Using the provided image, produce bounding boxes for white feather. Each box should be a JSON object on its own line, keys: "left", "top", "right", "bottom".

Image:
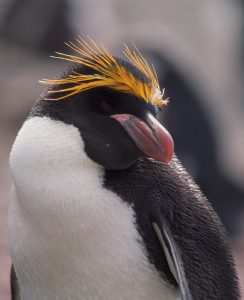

{"left": 9, "top": 117, "right": 179, "bottom": 300}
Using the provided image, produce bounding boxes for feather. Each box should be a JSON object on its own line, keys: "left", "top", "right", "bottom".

{"left": 40, "top": 37, "right": 168, "bottom": 107}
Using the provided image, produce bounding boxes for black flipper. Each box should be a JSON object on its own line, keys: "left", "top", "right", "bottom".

{"left": 152, "top": 217, "right": 192, "bottom": 300}
{"left": 11, "top": 265, "right": 21, "bottom": 300}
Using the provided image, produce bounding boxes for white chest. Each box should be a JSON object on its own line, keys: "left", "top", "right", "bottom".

{"left": 9, "top": 117, "right": 179, "bottom": 300}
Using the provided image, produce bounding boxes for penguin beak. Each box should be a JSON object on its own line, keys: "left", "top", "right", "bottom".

{"left": 111, "top": 113, "right": 174, "bottom": 163}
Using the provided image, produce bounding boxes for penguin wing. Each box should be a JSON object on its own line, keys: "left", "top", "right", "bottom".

{"left": 10, "top": 265, "right": 21, "bottom": 300}
{"left": 152, "top": 215, "right": 192, "bottom": 300}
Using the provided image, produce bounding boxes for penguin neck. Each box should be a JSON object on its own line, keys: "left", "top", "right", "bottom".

{"left": 10, "top": 116, "right": 103, "bottom": 194}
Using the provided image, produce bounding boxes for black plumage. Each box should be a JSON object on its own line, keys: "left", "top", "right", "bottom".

{"left": 105, "top": 156, "right": 240, "bottom": 299}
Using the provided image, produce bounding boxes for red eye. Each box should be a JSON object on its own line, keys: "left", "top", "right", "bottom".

{"left": 101, "top": 100, "right": 113, "bottom": 113}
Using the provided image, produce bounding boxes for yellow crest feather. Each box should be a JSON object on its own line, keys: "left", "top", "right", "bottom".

{"left": 40, "top": 37, "right": 168, "bottom": 107}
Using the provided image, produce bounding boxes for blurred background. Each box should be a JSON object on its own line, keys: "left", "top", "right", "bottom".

{"left": 0, "top": 0, "right": 244, "bottom": 298}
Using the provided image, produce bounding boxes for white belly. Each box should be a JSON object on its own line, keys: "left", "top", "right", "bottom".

{"left": 9, "top": 117, "right": 179, "bottom": 300}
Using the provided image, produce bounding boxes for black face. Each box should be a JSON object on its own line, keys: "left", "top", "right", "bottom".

{"left": 32, "top": 61, "right": 173, "bottom": 169}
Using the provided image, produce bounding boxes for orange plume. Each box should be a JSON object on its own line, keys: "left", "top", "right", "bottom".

{"left": 40, "top": 37, "right": 168, "bottom": 107}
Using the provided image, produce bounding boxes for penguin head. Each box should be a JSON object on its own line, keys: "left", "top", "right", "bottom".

{"left": 36, "top": 39, "right": 174, "bottom": 170}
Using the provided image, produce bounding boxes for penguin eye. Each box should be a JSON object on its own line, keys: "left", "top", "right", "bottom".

{"left": 101, "top": 100, "right": 114, "bottom": 113}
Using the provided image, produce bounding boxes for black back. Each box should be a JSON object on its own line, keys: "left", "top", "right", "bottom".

{"left": 104, "top": 156, "right": 240, "bottom": 299}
